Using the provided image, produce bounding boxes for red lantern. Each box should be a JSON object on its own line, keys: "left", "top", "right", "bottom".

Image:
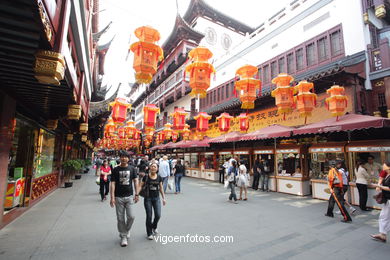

{"left": 185, "top": 47, "right": 216, "bottom": 98}
{"left": 163, "top": 123, "right": 173, "bottom": 140}
{"left": 194, "top": 112, "right": 211, "bottom": 132}
{"left": 144, "top": 139, "right": 151, "bottom": 148}
{"left": 118, "top": 127, "right": 126, "bottom": 139}
{"left": 237, "top": 113, "right": 249, "bottom": 132}
{"left": 145, "top": 127, "right": 154, "bottom": 142}
{"left": 129, "top": 26, "right": 164, "bottom": 84}
{"left": 134, "top": 129, "right": 141, "bottom": 140}
{"left": 144, "top": 104, "right": 160, "bottom": 128}
{"left": 235, "top": 65, "right": 261, "bottom": 109}
{"left": 325, "top": 85, "right": 348, "bottom": 117}
{"left": 104, "top": 119, "right": 117, "bottom": 137}
{"left": 172, "top": 108, "right": 188, "bottom": 131}
{"left": 182, "top": 124, "right": 191, "bottom": 140}
{"left": 172, "top": 131, "right": 178, "bottom": 142}
{"left": 124, "top": 120, "right": 136, "bottom": 138}
{"left": 157, "top": 131, "right": 165, "bottom": 143}
{"left": 271, "top": 73, "right": 296, "bottom": 117}
{"left": 216, "top": 113, "right": 233, "bottom": 132}
{"left": 109, "top": 98, "right": 131, "bottom": 125}
{"left": 294, "top": 81, "right": 317, "bottom": 119}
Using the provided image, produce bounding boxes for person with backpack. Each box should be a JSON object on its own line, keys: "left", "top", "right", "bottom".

{"left": 226, "top": 160, "right": 238, "bottom": 204}
{"left": 138, "top": 162, "right": 166, "bottom": 240}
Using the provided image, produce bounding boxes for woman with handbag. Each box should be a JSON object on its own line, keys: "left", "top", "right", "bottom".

{"left": 99, "top": 160, "right": 111, "bottom": 202}
{"left": 226, "top": 160, "right": 238, "bottom": 204}
{"left": 355, "top": 160, "right": 371, "bottom": 211}
{"left": 371, "top": 161, "right": 390, "bottom": 242}
{"left": 138, "top": 162, "right": 166, "bottom": 240}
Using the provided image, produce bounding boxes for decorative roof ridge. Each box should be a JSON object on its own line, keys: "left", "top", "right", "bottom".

{"left": 93, "top": 21, "right": 112, "bottom": 42}
{"left": 98, "top": 35, "right": 115, "bottom": 52}
{"left": 183, "top": 0, "right": 255, "bottom": 35}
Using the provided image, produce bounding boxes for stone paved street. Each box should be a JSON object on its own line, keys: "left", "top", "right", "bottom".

{"left": 0, "top": 170, "right": 389, "bottom": 260}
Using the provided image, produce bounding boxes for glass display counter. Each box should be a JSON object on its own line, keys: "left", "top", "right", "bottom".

{"left": 309, "top": 144, "right": 346, "bottom": 200}
{"left": 275, "top": 146, "right": 310, "bottom": 196}
{"left": 347, "top": 141, "right": 390, "bottom": 209}
{"left": 200, "top": 152, "right": 218, "bottom": 181}
{"left": 189, "top": 153, "right": 200, "bottom": 178}
{"left": 253, "top": 149, "right": 276, "bottom": 191}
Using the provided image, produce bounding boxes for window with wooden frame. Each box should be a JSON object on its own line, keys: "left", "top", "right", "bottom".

{"left": 217, "top": 88, "right": 221, "bottom": 102}
{"left": 263, "top": 65, "right": 270, "bottom": 83}
{"left": 222, "top": 85, "right": 226, "bottom": 100}
{"left": 306, "top": 42, "right": 316, "bottom": 66}
{"left": 226, "top": 84, "right": 229, "bottom": 98}
{"left": 287, "top": 53, "right": 294, "bottom": 74}
{"left": 271, "top": 61, "right": 278, "bottom": 79}
{"left": 378, "top": 93, "right": 386, "bottom": 107}
{"left": 330, "top": 30, "right": 342, "bottom": 56}
{"left": 278, "top": 57, "right": 285, "bottom": 74}
{"left": 317, "top": 36, "right": 328, "bottom": 62}
{"left": 296, "top": 48, "right": 304, "bottom": 71}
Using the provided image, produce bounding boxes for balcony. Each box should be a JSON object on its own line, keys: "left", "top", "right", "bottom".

{"left": 368, "top": 38, "right": 390, "bottom": 79}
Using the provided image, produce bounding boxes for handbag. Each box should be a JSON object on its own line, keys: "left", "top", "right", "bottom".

{"left": 224, "top": 180, "right": 229, "bottom": 189}
{"left": 139, "top": 175, "right": 149, "bottom": 198}
{"left": 168, "top": 177, "right": 174, "bottom": 190}
{"left": 95, "top": 177, "right": 100, "bottom": 185}
{"left": 373, "top": 192, "right": 386, "bottom": 204}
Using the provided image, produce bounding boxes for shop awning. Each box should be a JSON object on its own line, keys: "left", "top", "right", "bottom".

{"left": 209, "top": 131, "right": 243, "bottom": 143}
{"left": 181, "top": 137, "right": 211, "bottom": 148}
{"left": 170, "top": 140, "right": 191, "bottom": 149}
{"left": 293, "top": 114, "right": 390, "bottom": 135}
{"left": 240, "top": 125, "right": 293, "bottom": 141}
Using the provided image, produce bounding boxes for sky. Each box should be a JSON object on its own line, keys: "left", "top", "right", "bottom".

{"left": 98, "top": 0, "right": 291, "bottom": 99}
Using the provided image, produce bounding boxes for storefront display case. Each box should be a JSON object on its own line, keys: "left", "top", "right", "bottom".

{"left": 184, "top": 153, "right": 191, "bottom": 176}
{"left": 199, "top": 152, "right": 218, "bottom": 181}
{"left": 189, "top": 152, "right": 200, "bottom": 178}
{"left": 276, "top": 145, "right": 310, "bottom": 196}
{"left": 309, "top": 143, "right": 346, "bottom": 200}
{"left": 253, "top": 149, "right": 276, "bottom": 191}
{"left": 347, "top": 141, "right": 390, "bottom": 209}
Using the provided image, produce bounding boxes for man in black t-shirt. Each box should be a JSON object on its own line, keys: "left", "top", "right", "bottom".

{"left": 110, "top": 151, "right": 139, "bottom": 247}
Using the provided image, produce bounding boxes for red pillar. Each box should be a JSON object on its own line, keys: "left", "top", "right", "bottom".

{"left": 0, "top": 94, "right": 16, "bottom": 225}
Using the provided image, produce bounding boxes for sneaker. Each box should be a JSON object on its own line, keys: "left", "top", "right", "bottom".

{"left": 152, "top": 229, "right": 158, "bottom": 235}
{"left": 324, "top": 213, "right": 334, "bottom": 218}
{"left": 120, "top": 237, "right": 128, "bottom": 247}
{"left": 341, "top": 219, "right": 352, "bottom": 223}
{"left": 349, "top": 207, "right": 357, "bottom": 214}
{"left": 335, "top": 210, "right": 341, "bottom": 215}
{"left": 147, "top": 235, "right": 154, "bottom": 240}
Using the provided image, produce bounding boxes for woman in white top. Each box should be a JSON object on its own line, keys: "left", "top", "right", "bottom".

{"left": 355, "top": 160, "right": 371, "bottom": 211}
{"left": 238, "top": 163, "right": 249, "bottom": 201}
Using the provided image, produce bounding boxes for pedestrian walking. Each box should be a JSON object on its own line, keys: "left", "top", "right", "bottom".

{"left": 139, "top": 162, "right": 166, "bottom": 240}
{"left": 158, "top": 156, "right": 170, "bottom": 192}
{"left": 226, "top": 160, "right": 238, "bottom": 203}
{"left": 138, "top": 155, "right": 150, "bottom": 179}
{"left": 110, "top": 151, "right": 139, "bottom": 247}
{"left": 238, "top": 163, "right": 249, "bottom": 201}
{"left": 218, "top": 162, "right": 225, "bottom": 184}
{"left": 99, "top": 159, "right": 111, "bottom": 202}
{"left": 336, "top": 161, "right": 357, "bottom": 214}
{"left": 355, "top": 160, "right": 371, "bottom": 211}
{"left": 252, "top": 159, "right": 261, "bottom": 190}
{"left": 260, "top": 158, "right": 270, "bottom": 192}
{"left": 173, "top": 159, "right": 185, "bottom": 194}
{"left": 371, "top": 161, "right": 390, "bottom": 243}
{"left": 325, "top": 166, "right": 352, "bottom": 223}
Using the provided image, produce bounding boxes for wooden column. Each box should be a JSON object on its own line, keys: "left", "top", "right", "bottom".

{"left": 0, "top": 94, "right": 16, "bottom": 225}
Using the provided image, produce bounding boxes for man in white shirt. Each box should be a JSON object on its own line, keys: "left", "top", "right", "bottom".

{"left": 158, "top": 156, "right": 170, "bottom": 192}
{"left": 365, "top": 155, "right": 382, "bottom": 180}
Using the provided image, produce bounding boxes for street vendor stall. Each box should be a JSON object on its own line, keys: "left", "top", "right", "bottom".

{"left": 253, "top": 149, "right": 276, "bottom": 191}
{"left": 308, "top": 143, "right": 346, "bottom": 200}
{"left": 347, "top": 141, "right": 390, "bottom": 209}
{"left": 276, "top": 145, "right": 310, "bottom": 196}
{"left": 199, "top": 152, "right": 218, "bottom": 181}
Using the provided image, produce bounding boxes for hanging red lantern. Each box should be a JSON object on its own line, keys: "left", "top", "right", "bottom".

{"left": 109, "top": 98, "right": 131, "bottom": 125}
{"left": 129, "top": 26, "right": 164, "bottom": 84}
{"left": 194, "top": 112, "right": 211, "bottom": 132}
{"left": 163, "top": 123, "right": 173, "bottom": 140}
{"left": 185, "top": 47, "right": 216, "bottom": 98}
{"left": 172, "top": 108, "right": 188, "bottom": 131}
{"left": 271, "top": 73, "right": 296, "bottom": 118}
{"left": 171, "top": 131, "right": 179, "bottom": 142}
{"left": 237, "top": 113, "right": 249, "bottom": 132}
{"left": 182, "top": 124, "right": 191, "bottom": 140}
{"left": 134, "top": 129, "right": 141, "bottom": 140}
{"left": 118, "top": 127, "right": 126, "bottom": 139}
{"left": 144, "top": 104, "right": 160, "bottom": 128}
{"left": 294, "top": 81, "right": 317, "bottom": 122}
{"left": 157, "top": 131, "right": 166, "bottom": 143}
{"left": 144, "top": 139, "right": 151, "bottom": 148}
{"left": 145, "top": 127, "right": 154, "bottom": 141}
{"left": 104, "top": 118, "right": 117, "bottom": 137}
{"left": 235, "top": 65, "right": 261, "bottom": 109}
{"left": 216, "top": 112, "right": 233, "bottom": 132}
{"left": 124, "top": 120, "right": 137, "bottom": 139}
{"left": 325, "top": 85, "right": 348, "bottom": 117}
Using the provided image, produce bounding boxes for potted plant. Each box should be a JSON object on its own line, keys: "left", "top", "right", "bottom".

{"left": 63, "top": 159, "right": 78, "bottom": 187}
{"left": 84, "top": 158, "right": 92, "bottom": 173}
{"left": 74, "top": 159, "right": 84, "bottom": 179}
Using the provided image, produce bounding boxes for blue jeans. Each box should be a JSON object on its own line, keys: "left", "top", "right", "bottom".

{"left": 228, "top": 182, "right": 237, "bottom": 201}
{"left": 260, "top": 174, "right": 269, "bottom": 191}
{"left": 175, "top": 174, "right": 183, "bottom": 193}
{"left": 144, "top": 197, "right": 161, "bottom": 236}
{"left": 162, "top": 177, "right": 169, "bottom": 192}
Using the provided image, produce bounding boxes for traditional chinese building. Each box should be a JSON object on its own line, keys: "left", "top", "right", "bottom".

{"left": 0, "top": 0, "right": 111, "bottom": 228}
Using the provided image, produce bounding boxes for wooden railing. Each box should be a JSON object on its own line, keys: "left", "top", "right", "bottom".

{"left": 368, "top": 38, "right": 390, "bottom": 72}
